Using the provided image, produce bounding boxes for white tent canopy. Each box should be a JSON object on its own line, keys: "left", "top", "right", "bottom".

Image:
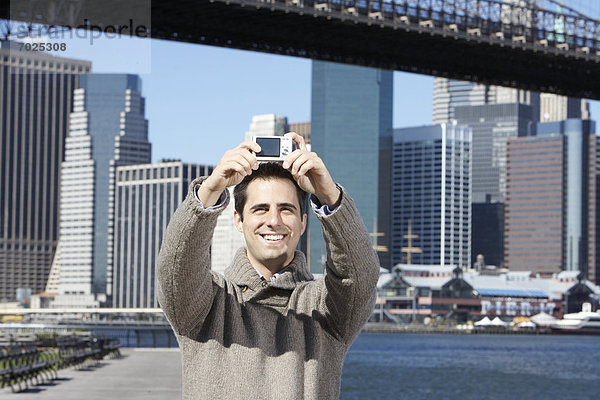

{"left": 490, "top": 317, "right": 509, "bottom": 327}
{"left": 475, "top": 316, "right": 509, "bottom": 327}
{"left": 474, "top": 316, "right": 492, "bottom": 326}
{"left": 530, "top": 312, "right": 557, "bottom": 326}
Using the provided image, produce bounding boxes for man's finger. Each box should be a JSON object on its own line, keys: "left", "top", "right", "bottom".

{"left": 233, "top": 146, "right": 258, "bottom": 170}
{"left": 284, "top": 131, "right": 306, "bottom": 151}
{"left": 290, "top": 152, "right": 311, "bottom": 175}
{"left": 239, "top": 140, "right": 262, "bottom": 154}
{"left": 282, "top": 148, "right": 305, "bottom": 169}
{"left": 297, "top": 159, "right": 315, "bottom": 176}
{"left": 226, "top": 159, "right": 252, "bottom": 177}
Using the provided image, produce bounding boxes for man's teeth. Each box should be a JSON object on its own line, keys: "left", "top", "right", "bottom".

{"left": 263, "top": 234, "right": 284, "bottom": 241}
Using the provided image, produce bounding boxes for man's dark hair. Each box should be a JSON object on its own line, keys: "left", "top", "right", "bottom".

{"left": 233, "top": 162, "right": 308, "bottom": 220}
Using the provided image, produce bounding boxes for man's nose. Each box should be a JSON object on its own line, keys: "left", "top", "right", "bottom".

{"left": 266, "top": 209, "right": 283, "bottom": 226}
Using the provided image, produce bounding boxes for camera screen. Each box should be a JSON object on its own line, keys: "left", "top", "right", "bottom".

{"left": 256, "top": 137, "right": 280, "bottom": 157}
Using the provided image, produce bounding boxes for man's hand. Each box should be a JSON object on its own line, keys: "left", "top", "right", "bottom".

{"left": 198, "top": 141, "right": 261, "bottom": 207}
{"left": 282, "top": 132, "right": 341, "bottom": 209}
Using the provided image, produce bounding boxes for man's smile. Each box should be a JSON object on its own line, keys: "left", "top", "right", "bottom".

{"left": 260, "top": 233, "right": 287, "bottom": 243}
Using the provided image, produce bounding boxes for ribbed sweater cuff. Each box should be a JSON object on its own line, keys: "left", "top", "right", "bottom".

{"left": 314, "top": 186, "right": 369, "bottom": 247}
{"left": 185, "top": 176, "right": 230, "bottom": 217}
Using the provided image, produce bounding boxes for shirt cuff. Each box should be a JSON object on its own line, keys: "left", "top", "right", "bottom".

{"left": 310, "top": 184, "right": 342, "bottom": 216}
{"left": 194, "top": 184, "right": 229, "bottom": 210}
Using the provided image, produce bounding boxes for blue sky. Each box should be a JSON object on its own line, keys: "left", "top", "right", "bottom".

{"left": 35, "top": 31, "right": 600, "bottom": 166}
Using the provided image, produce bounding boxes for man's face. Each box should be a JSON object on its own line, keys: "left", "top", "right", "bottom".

{"left": 234, "top": 178, "right": 307, "bottom": 272}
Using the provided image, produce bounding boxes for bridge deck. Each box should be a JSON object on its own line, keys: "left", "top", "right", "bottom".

{"left": 4, "top": 0, "right": 600, "bottom": 99}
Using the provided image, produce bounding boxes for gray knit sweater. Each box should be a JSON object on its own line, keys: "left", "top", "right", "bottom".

{"left": 157, "top": 178, "right": 380, "bottom": 399}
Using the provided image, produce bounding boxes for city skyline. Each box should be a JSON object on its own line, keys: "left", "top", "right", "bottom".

{"left": 4, "top": 12, "right": 600, "bottom": 299}
{"left": 3, "top": 7, "right": 600, "bottom": 383}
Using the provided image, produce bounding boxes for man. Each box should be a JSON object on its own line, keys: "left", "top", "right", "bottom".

{"left": 157, "top": 132, "right": 379, "bottom": 399}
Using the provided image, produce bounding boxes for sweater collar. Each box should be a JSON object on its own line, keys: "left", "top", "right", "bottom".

{"left": 224, "top": 247, "right": 314, "bottom": 290}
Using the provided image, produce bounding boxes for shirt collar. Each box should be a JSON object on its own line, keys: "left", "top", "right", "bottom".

{"left": 224, "top": 248, "right": 314, "bottom": 290}
{"left": 252, "top": 266, "right": 289, "bottom": 282}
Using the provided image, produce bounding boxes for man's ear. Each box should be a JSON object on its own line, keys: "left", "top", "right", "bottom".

{"left": 234, "top": 210, "right": 243, "bottom": 233}
{"left": 301, "top": 213, "right": 307, "bottom": 235}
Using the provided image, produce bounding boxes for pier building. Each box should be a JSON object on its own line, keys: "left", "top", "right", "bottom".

{"left": 375, "top": 264, "right": 600, "bottom": 323}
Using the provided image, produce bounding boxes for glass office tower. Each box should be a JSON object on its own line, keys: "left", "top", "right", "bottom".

{"left": 392, "top": 124, "right": 471, "bottom": 269}
{"left": 54, "top": 74, "right": 151, "bottom": 306}
{"left": 310, "top": 61, "right": 393, "bottom": 272}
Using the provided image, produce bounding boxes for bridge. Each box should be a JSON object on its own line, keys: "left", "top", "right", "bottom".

{"left": 3, "top": 1, "right": 600, "bottom": 95}
{"left": 3, "top": 0, "right": 600, "bottom": 99}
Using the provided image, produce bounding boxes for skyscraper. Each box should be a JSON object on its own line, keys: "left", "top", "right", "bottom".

{"left": 454, "top": 103, "right": 534, "bottom": 267}
{"left": 112, "top": 161, "right": 212, "bottom": 308}
{"left": 505, "top": 119, "right": 599, "bottom": 283}
{"left": 392, "top": 124, "right": 471, "bottom": 269}
{"left": 504, "top": 133, "right": 565, "bottom": 275}
{"left": 0, "top": 43, "right": 91, "bottom": 301}
{"left": 310, "top": 61, "right": 393, "bottom": 272}
{"left": 53, "top": 74, "right": 151, "bottom": 307}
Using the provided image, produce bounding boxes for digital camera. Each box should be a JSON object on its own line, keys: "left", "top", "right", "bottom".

{"left": 252, "top": 136, "right": 294, "bottom": 162}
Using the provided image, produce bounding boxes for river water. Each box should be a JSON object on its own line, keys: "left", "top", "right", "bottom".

{"left": 341, "top": 333, "right": 600, "bottom": 400}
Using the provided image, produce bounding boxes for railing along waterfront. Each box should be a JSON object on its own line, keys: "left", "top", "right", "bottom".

{"left": 0, "top": 309, "right": 176, "bottom": 348}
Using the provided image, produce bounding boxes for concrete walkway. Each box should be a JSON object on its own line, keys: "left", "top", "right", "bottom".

{"left": 0, "top": 348, "right": 182, "bottom": 399}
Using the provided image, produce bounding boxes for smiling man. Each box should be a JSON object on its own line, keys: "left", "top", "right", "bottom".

{"left": 231, "top": 164, "right": 309, "bottom": 280}
{"left": 157, "top": 132, "right": 379, "bottom": 399}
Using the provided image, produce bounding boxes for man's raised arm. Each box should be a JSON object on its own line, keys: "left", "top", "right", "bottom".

{"left": 281, "top": 132, "right": 380, "bottom": 343}
{"left": 156, "top": 141, "right": 261, "bottom": 336}
{"left": 312, "top": 189, "right": 380, "bottom": 343}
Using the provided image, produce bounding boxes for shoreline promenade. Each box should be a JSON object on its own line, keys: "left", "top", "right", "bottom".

{"left": 0, "top": 348, "right": 182, "bottom": 399}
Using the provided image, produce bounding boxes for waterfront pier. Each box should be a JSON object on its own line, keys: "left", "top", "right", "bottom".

{"left": 0, "top": 348, "right": 181, "bottom": 399}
